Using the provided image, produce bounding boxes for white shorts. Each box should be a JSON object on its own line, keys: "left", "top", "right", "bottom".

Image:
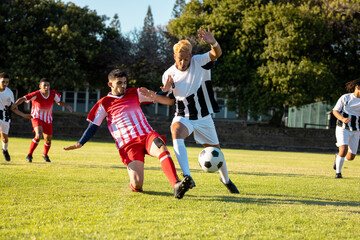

{"left": 335, "top": 126, "right": 360, "bottom": 154}
{"left": 171, "top": 115, "right": 219, "bottom": 145}
{"left": 0, "top": 121, "right": 10, "bottom": 135}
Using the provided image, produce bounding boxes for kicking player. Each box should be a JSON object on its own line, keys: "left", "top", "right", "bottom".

{"left": 140, "top": 26, "right": 239, "bottom": 194}
{"left": 0, "top": 72, "right": 31, "bottom": 161}
{"left": 64, "top": 69, "right": 192, "bottom": 199}
{"left": 332, "top": 78, "right": 360, "bottom": 178}
{"left": 13, "top": 78, "right": 72, "bottom": 163}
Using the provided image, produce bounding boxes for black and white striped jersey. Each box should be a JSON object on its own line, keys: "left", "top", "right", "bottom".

{"left": 333, "top": 93, "right": 360, "bottom": 131}
{"left": 162, "top": 52, "right": 219, "bottom": 120}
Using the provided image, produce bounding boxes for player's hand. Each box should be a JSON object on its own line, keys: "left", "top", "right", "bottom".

{"left": 24, "top": 114, "right": 32, "bottom": 120}
{"left": 64, "top": 142, "right": 83, "bottom": 151}
{"left": 160, "top": 75, "right": 174, "bottom": 92}
{"left": 198, "top": 25, "right": 216, "bottom": 45}
{"left": 139, "top": 87, "right": 156, "bottom": 100}
{"left": 342, "top": 118, "right": 351, "bottom": 124}
{"left": 66, "top": 105, "right": 73, "bottom": 112}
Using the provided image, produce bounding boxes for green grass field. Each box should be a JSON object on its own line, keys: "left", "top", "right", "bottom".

{"left": 1, "top": 137, "right": 360, "bottom": 239}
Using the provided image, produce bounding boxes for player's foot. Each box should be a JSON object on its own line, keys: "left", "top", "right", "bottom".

{"left": 333, "top": 154, "right": 336, "bottom": 170}
{"left": 335, "top": 173, "right": 343, "bottom": 179}
{"left": 26, "top": 155, "right": 33, "bottom": 163}
{"left": 183, "top": 174, "right": 196, "bottom": 189}
{"left": 42, "top": 155, "right": 51, "bottom": 162}
{"left": 174, "top": 175, "right": 193, "bottom": 199}
{"left": 2, "top": 149, "right": 10, "bottom": 161}
{"left": 220, "top": 178, "right": 240, "bottom": 194}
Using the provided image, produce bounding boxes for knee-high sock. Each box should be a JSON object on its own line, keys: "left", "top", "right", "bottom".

{"left": 173, "top": 139, "right": 191, "bottom": 177}
{"left": 43, "top": 142, "right": 51, "bottom": 156}
{"left": 219, "top": 158, "right": 230, "bottom": 184}
{"left": 159, "top": 151, "right": 178, "bottom": 187}
{"left": 2, "top": 141, "right": 8, "bottom": 150}
{"left": 28, "top": 138, "right": 39, "bottom": 156}
{"left": 336, "top": 154, "right": 345, "bottom": 174}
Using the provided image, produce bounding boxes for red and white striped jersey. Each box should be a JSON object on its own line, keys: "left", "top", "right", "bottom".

{"left": 87, "top": 88, "right": 154, "bottom": 149}
{"left": 25, "top": 90, "right": 61, "bottom": 123}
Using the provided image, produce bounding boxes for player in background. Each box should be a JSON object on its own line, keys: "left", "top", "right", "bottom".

{"left": 0, "top": 72, "right": 31, "bottom": 161}
{"left": 332, "top": 78, "right": 360, "bottom": 178}
{"left": 140, "top": 26, "right": 239, "bottom": 194}
{"left": 13, "top": 78, "right": 72, "bottom": 163}
{"left": 64, "top": 69, "right": 192, "bottom": 199}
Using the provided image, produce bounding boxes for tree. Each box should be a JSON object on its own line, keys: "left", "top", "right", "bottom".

{"left": 0, "top": 0, "right": 116, "bottom": 92}
{"left": 172, "top": 0, "right": 186, "bottom": 18}
{"left": 166, "top": 0, "right": 360, "bottom": 124}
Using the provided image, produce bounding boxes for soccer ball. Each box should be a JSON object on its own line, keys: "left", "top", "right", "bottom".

{"left": 198, "top": 147, "right": 224, "bottom": 173}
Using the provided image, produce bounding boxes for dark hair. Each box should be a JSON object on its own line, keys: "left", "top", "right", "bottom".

{"left": 0, "top": 72, "right": 9, "bottom": 79}
{"left": 39, "top": 78, "right": 50, "bottom": 84}
{"left": 108, "top": 69, "right": 127, "bottom": 81}
{"left": 345, "top": 78, "right": 360, "bottom": 92}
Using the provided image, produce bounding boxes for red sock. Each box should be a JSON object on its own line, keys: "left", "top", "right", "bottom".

{"left": 43, "top": 142, "right": 51, "bottom": 156}
{"left": 130, "top": 184, "right": 143, "bottom": 192}
{"left": 159, "top": 151, "right": 179, "bottom": 187}
{"left": 28, "top": 138, "right": 39, "bottom": 156}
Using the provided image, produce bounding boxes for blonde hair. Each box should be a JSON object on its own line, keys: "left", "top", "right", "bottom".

{"left": 173, "top": 40, "right": 192, "bottom": 54}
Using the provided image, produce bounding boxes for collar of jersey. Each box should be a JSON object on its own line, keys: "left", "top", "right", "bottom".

{"left": 108, "top": 92, "right": 125, "bottom": 99}
{"left": 40, "top": 90, "right": 50, "bottom": 99}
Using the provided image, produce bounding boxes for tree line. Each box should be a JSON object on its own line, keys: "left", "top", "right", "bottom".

{"left": 1, "top": 0, "right": 359, "bottom": 123}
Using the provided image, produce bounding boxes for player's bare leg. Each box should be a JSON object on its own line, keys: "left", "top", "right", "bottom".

{"left": 127, "top": 160, "right": 144, "bottom": 192}
{"left": 42, "top": 133, "right": 52, "bottom": 162}
{"left": 1, "top": 132, "right": 10, "bottom": 161}
{"left": 149, "top": 137, "right": 191, "bottom": 199}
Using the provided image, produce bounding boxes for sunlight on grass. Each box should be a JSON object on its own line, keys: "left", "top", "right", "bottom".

{"left": 1, "top": 137, "right": 359, "bottom": 239}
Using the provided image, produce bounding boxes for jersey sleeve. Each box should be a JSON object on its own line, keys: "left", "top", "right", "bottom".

{"left": 53, "top": 90, "right": 61, "bottom": 103}
{"left": 87, "top": 101, "right": 107, "bottom": 126}
{"left": 9, "top": 90, "right": 14, "bottom": 104}
{"left": 333, "top": 95, "right": 346, "bottom": 112}
{"left": 24, "top": 91, "right": 37, "bottom": 102}
{"left": 193, "top": 52, "right": 212, "bottom": 68}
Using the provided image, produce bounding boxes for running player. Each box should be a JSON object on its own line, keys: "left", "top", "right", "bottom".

{"left": 333, "top": 78, "right": 360, "bottom": 178}
{"left": 0, "top": 72, "right": 31, "bottom": 161}
{"left": 64, "top": 69, "right": 192, "bottom": 199}
{"left": 140, "top": 26, "right": 239, "bottom": 194}
{"left": 13, "top": 78, "right": 73, "bottom": 163}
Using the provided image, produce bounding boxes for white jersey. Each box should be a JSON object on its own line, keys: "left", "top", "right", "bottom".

{"left": 333, "top": 93, "right": 360, "bottom": 131}
{"left": 162, "top": 52, "right": 219, "bottom": 120}
{"left": 0, "top": 87, "right": 14, "bottom": 122}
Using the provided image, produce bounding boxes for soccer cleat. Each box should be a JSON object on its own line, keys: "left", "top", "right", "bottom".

{"left": 174, "top": 175, "right": 193, "bottom": 199}
{"left": 42, "top": 155, "right": 51, "bottom": 162}
{"left": 26, "top": 155, "right": 33, "bottom": 163}
{"left": 2, "top": 149, "right": 10, "bottom": 161}
{"left": 183, "top": 174, "right": 196, "bottom": 189}
{"left": 335, "top": 173, "right": 343, "bottom": 179}
{"left": 220, "top": 178, "right": 240, "bottom": 194}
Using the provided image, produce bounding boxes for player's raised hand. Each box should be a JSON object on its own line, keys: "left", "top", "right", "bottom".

{"left": 139, "top": 87, "right": 156, "bottom": 100}
{"left": 160, "top": 75, "right": 174, "bottom": 92}
{"left": 198, "top": 25, "right": 216, "bottom": 45}
{"left": 64, "top": 142, "right": 83, "bottom": 151}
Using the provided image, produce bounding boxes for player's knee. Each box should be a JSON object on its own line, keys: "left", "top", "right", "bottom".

{"left": 153, "top": 137, "right": 165, "bottom": 149}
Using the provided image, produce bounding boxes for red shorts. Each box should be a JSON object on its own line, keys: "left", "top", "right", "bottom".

{"left": 119, "top": 131, "right": 166, "bottom": 166}
{"left": 31, "top": 118, "right": 53, "bottom": 135}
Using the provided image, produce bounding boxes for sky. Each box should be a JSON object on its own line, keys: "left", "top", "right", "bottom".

{"left": 64, "top": 0, "right": 185, "bottom": 34}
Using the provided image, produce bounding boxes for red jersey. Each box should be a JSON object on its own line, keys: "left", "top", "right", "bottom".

{"left": 25, "top": 90, "right": 61, "bottom": 124}
{"left": 87, "top": 88, "right": 154, "bottom": 149}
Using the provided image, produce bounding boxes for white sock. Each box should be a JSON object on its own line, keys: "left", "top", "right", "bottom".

{"left": 335, "top": 154, "right": 345, "bottom": 174}
{"left": 2, "top": 141, "right": 8, "bottom": 151}
{"left": 219, "top": 158, "right": 230, "bottom": 184}
{"left": 172, "top": 139, "right": 191, "bottom": 176}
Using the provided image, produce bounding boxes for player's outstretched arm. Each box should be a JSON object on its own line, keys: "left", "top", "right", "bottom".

{"left": 64, "top": 122, "right": 98, "bottom": 151}
{"left": 64, "top": 142, "right": 83, "bottom": 151}
{"left": 10, "top": 106, "right": 32, "bottom": 120}
{"left": 198, "top": 25, "right": 222, "bottom": 61}
{"left": 139, "top": 87, "right": 175, "bottom": 106}
{"left": 57, "top": 101, "right": 73, "bottom": 112}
